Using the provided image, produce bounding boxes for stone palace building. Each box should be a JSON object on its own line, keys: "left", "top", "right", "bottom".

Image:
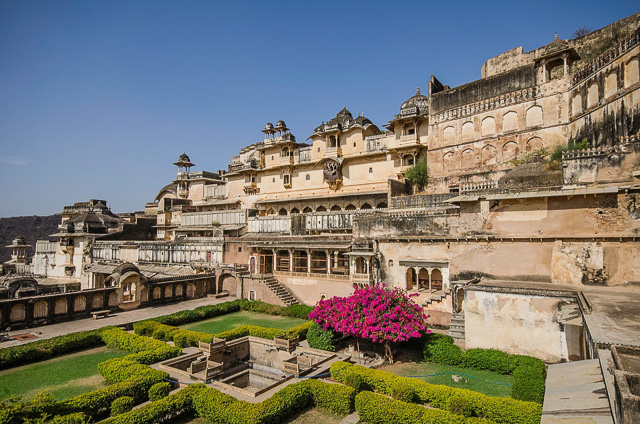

{"left": 4, "top": 11, "right": 640, "bottom": 380}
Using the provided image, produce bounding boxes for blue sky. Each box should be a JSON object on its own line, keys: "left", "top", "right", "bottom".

{"left": 0, "top": 0, "right": 638, "bottom": 217}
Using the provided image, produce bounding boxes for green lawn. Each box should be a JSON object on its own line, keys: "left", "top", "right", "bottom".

{"left": 0, "top": 346, "right": 127, "bottom": 400}
{"left": 377, "top": 361, "right": 513, "bottom": 398}
{"left": 180, "top": 311, "right": 308, "bottom": 334}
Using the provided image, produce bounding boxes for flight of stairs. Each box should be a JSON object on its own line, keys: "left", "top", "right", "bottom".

{"left": 449, "top": 313, "right": 465, "bottom": 340}
{"left": 262, "top": 275, "right": 299, "bottom": 306}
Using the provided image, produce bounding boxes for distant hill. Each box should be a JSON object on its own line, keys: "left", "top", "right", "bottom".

{"left": 0, "top": 215, "right": 60, "bottom": 263}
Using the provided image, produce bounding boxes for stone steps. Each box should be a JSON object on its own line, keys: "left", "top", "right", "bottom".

{"left": 261, "top": 276, "right": 299, "bottom": 306}
{"left": 449, "top": 313, "right": 465, "bottom": 340}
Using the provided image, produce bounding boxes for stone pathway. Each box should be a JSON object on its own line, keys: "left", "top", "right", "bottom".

{"left": 541, "top": 359, "right": 613, "bottom": 424}
{"left": 0, "top": 296, "right": 236, "bottom": 348}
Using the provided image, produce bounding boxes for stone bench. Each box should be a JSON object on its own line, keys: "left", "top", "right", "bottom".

{"left": 92, "top": 310, "right": 111, "bottom": 319}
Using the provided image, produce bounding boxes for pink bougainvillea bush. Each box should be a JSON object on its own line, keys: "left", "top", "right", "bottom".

{"left": 309, "top": 284, "right": 428, "bottom": 362}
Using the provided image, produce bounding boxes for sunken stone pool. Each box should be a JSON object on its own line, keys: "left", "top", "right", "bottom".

{"left": 159, "top": 335, "right": 335, "bottom": 397}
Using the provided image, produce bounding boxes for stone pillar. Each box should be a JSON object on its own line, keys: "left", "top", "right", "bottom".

{"left": 541, "top": 60, "right": 547, "bottom": 83}
{"left": 325, "top": 250, "right": 331, "bottom": 274}
{"left": 272, "top": 249, "right": 277, "bottom": 272}
{"left": 307, "top": 250, "right": 312, "bottom": 274}
{"left": 428, "top": 268, "right": 432, "bottom": 293}
{"left": 288, "top": 250, "right": 294, "bottom": 272}
{"left": 563, "top": 53, "right": 569, "bottom": 76}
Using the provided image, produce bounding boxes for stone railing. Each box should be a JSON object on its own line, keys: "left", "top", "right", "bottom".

{"left": 433, "top": 87, "right": 537, "bottom": 124}
{"left": 572, "top": 28, "right": 640, "bottom": 86}
{"left": 228, "top": 160, "right": 260, "bottom": 173}
{"left": 305, "top": 211, "right": 354, "bottom": 231}
{"left": 247, "top": 216, "right": 291, "bottom": 233}
{"left": 390, "top": 193, "right": 458, "bottom": 209}
{"left": 460, "top": 181, "right": 500, "bottom": 192}
{"left": 562, "top": 147, "right": 611, "bottom": 160}
{"left": 364, "top": 134, "right": 388, "bottom": 152}
{"left": 296, "top": 147, "right": 312, "bottom": 163}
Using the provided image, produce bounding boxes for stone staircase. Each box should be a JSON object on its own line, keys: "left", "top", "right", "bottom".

{"left": 449, "top": 313, "right": 465, "bottom": 340}
{"left": 262, "top": 275, "right": 299, "bottom": 306}
{"left": 422, "top": 290, "right": 450, "bottom": 307}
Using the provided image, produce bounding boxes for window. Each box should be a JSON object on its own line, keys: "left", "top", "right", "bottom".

{"left": 306, "top": 174, "right": 310, "bottom": 180}
{"left": 369, "top": 167, "right": 373, "bottom": 173}
{"left": 317, "top": 147, "right": 320, "bottom": 152}
{"left": 249, "top": 290, "right": 256, "bottom": 301}
{"left": 388, "top": 259, "right": 393, "bottom": 267}
{"left": 238, "top": 246, "right": 242, "bottom": 252}
{"left": 353, "top": 142, "right": 356, "bottom": 147}
{"left": 408, "top": 128, "right": 415, "bottom": 135}
{"left": 272, "top": 178, "right": 275, "bottom": 183}
{"left": 283, "top": 174, "right": 290, "bottom": 185}
{"left": 271, "top": 155, "right": 274, "bottom": 160}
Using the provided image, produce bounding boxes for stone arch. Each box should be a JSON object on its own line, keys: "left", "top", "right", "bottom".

{"left": 153, "top": 287, "right": 161, "bottom": 300}
{"left": 278, "top": 208, "right": 288, "bottom": 216}
{"left": 33, "top": 301, "right": 48, "bottom": 319}
{"left": 10, "top": 304, "right": 25, "bottom": 323}
{"left": 406, "top": 268, "right": 417, "bottom": 290}
{"left": 217, "top": 274, "right": 237, "bottom": 296}
{"left": 587, "top": 83, "right": 599, "bottom": 108}
{"left": 360, "top": 203, "right": 372, "bottom": 210}
{"left": 625, "top": 56, "right": 639, "bottom": 87}
{"left": 376, "top": 201, "right": 388, "bottom": 209}
{"left": 481, "top": 116, "right": 495, "bottom": 136}
{"left": 345, "top": 204, "right": 356, "bottom": 211}
{"left": 572, "top": 93, "right": 583, "bottom": 115}
{"left": 443, "top": 151, "right": 456, "bottom": 171}
{"left": 108, "top": 292, "right": 119, "bottom": 306}
{"left": 164, "top": 285, "right": 173, "bottom": 299}
{"left": 330, "top": 205, "right": 341, "bottom": 211}
{"left": 443, "top": 126, "right": 455, "bottom": 143}
{"left": 55, "top": 298, "right": 68, "bottom": 315}
{"left": 176, "top": 284, "right": 184, "bottom": 297}
{"left": 526, "top": 137, "right": 543, "bottom": 152}
{"left": 74, "top": 296, "right": 86, "bottom": 312}
{"left": 502, "top": 141, "right": 520, "bottom": 162}
{"left": 526, "top": 105, "right": 543, "bottom": 127}
{"left": 291, "top": 207, "right": 300, "bottom": 214}
{"left": 418, "top": 268, "right": 429, "bottom": 288}
{"left": 605, "top": 71, "right": 617, "bottom": 98}
{"left": 267, "top": 208, "right": 276, "bottom": 216}
{"left": 139, "top": 287, "right": 148, "bottom": 303}
{"left": 502, "top": 111, "right": 518, "bottom": 132}
{"left": 186, "top": 283, "right": 196, "bottom": 299}
{"left": 461, "top": 148, "right": 477, "bottom": 169}
{"left": 461, "top": 121, "right": 474, "bottom": 140}
{"left": 431, "top": 269, "right": 443, "bottom": 290}
{"left": 481, "top": 144, "right": 498, "bottom": 165}
{"left": 355, "top": 257, "right": 367, "bottom": 274}
{"left": 91, "top": 294, "right": 103, "bottom": 310}
{"left": 302, "top": 206, "right": 312, "bottom": 213}
{"left": 316, "top": 206, "right": 327, "bottom": 212}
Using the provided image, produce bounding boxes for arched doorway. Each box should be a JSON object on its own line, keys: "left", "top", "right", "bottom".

{"left": 418, "top": 268, "right": 429, "bottom": 290}
{"left": 406, "top": 268, "right": 417, "bottom": 290}
{"left": 431, "top": 269, "right": 443, "bottom": 291}
{"left": 218, "top": 274, "right": 237, "bottom": 296}
{"left": 249, "top": 256, "right": 257, "bottom": 274}
{"left": 355, "top": 257, "right": 367, "bottom": 274}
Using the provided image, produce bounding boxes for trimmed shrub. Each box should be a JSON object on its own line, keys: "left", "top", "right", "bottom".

{"left": 49, "top": 412, "right": 89, "bottom": 424}
{"left": 0, "top": 328, "right": 105, "bottom": 370}
{"left": 447, "top": 394, "right": 475, "bottom": 417}
{"left": 461, "top": 348, "right": 518, "bottom": 374}
{"left": 343, "top": 372, "right": 363, "bottom": 392}
{"left": 391, "top": 379, "right": 416, "bottom": 403}
{"left": 331, "top": 361, "right": 542, "bottom": 424}
{"left": 282, "top": 304, "right": 314, "bottom": 319}
{"left": 307, "top": 322, "right": 337, "bottom": 352}
{"left": 148, "top": 382, "right": 171, "bottom": 402}
{"left": 423, "top": 333, "right": 463, "bottom": 365}
{"left": 512, "top": 356, "right": 546, "bottom": 404}
{"left": 100, "top": 327, "right": 177, "bottom": 354}
{"left": 355, "top": 391, "right": 467, "bottom": 424}
{"left": 110, "top": 396, "right": 134, "bottom": 416}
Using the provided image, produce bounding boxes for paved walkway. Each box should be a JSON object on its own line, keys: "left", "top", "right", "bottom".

{"left": 541, "top": 359, "right": 613, "bottom": 424}
{"left": 0, "top": 296, "right": 237, "bottom": 348}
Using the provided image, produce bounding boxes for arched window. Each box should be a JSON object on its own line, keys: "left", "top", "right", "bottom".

{"left": 291, "top": 208, "right": 300, "bottom": 214}
{"left": 360, "top": 203, "right": 372, "bottom": 210}
{"left": 331, "top": 205, "right": 341, "bottom": 211}
{"left": 302, "top": 207, "right": 312, "bottom": 213}
{"left": 278, "top": 208, "right": 288, "bottom": 216}
{"left": 316, "top": 206, "right": 327, "bottom": 212}
{"left": 376, "top": 202, "right": 388, "bottom": 209}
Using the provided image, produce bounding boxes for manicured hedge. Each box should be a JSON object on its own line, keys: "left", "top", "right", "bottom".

{"left": 148, "top": 382, "right": 171, "bottom": 402}
{"left": 110, "top": 396, "right": 134, "bottom": 416}
{"left": 356, "top": 391, "right": 492, "bottom": 424}
{"left": 422, "top": 334, "right": 546, "bottom": 404}
{"left": 330, "top": 361, "right": 541, "bottom": 424}
{"left": 307, "top": 322, "right": 338, "bottom": 352}
{"left": 193, "top": 379, "right": 355, "bottom": 424}
{"left": 0, "top": 328, "right": 106, "bottom": 370}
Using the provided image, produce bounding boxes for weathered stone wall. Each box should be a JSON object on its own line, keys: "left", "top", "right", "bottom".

{"left": 464, "top": 287, "right": 576, "bottom": 362}
{"left": 275, "top": 274, "right": 354, "bottom": 306}
{"left": 562, "top": 140, "right": 640, "bottom": 185}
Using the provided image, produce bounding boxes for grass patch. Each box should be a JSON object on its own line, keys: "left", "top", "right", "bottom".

{"left": 180, "top": 310, "right": 307, "bottom": 335}
{"left": 377, "top": 361, "right": 514, "bottom": 398}
{"left": 0, "top": 346, "right": 127, "bottom": 400}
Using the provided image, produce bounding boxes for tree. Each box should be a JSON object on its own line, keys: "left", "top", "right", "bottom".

{"left": 405, "top": 160, "right": 428, "bottom": 191}
{"left": 572, "top": 26, "right": 593, "bottom": 38}
{"left": 309, "top": 284, "right": 427, "bottom": 363}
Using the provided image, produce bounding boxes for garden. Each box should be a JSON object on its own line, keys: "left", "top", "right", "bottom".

{"left": 0, "top": 290, "right": 546, "bottom": 424}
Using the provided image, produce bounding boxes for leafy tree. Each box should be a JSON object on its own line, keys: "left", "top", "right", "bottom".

{"left": 405, "top": 160, "right": 428, "bottom": 190}
{"left": 309, "top": 284, "right": 427, "bottom": 363}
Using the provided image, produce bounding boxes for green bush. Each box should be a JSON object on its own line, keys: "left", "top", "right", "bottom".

{"left": 0, "top": 329, "right": 105, "bottom": 370}
{"left": 331, "top": 361, "right": 541, "bottom": 424}
{"left": 391, "top": 379, "right": 416, "bottom": 403}
{"left": 461, "top": 348, "right": 518, "bottom": 374}
{"left": 405, "top": 160, "right": 429, "bottom": 190}
{"left": 512, "top": 357, "right": 546, "bottom": 404}
{"left": 49, "top": 412, "right": 89, "bottom": 424}
{"left": 101, "top": 328, "right": 177, "bottom": 355}
{"left": 110, "top": 396, "right": 134, "bottom": 416}
{"left": 148, "top": 382, "right": 171, "bottom": 402}
{"left": 307, "top": 323, "right": 337, "bottom": 352}
{"left": 447, "top": 394, "right": 475, "bottom": 417}
{"left": 343, "top": 372, "right": 363, "bottom": 392}
{"left": 355, "top": 391, "right": 468, "bottom": 424}
{"left": 282, "top": 304, "right": 314, "bottom": 319}
{"left": 423, "top": 333, "right": 463, "bottom": 365}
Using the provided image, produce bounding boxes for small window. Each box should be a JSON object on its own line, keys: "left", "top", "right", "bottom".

{"left": 271, "top": 155, "right": 274, "bottom": 160}
{"left": 249, "top": 290, "right": 256, "bottom": 301}
{"left": 283, "top": 174, "right": 290, "bottom": 185}
{"left": 369, "top": 167, "right": 373, "bottom": 173}
{"left": 306, "top": 174, "right": 310, "bottom": 180}
{"left": 353, "top": 142, "right": 356, "bottom": 147}
{"left": 238, "top": 246, "right": 242, "bottom": 252}
{"left": 272, "top": 178, "right": 275, "bottom": 183}
{"left": 317, "top": 147, "right": 320, "bottom": 152}
{"left": 388, "top": 259, "right": 393, "bottom": 267}
{"left": 408, "top": 128, "right": 415, "bottom": 135}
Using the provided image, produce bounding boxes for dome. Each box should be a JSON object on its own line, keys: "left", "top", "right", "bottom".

{"left": 336, "top": 106, "right": 353, "bottom": 119}
{"left": 275, "top": 120, "right": 286, "bottom": 129}
{"left": 178, "top": 152, "right": 191, "bottom": 162}
{"left": 400, "top": 87, "right": 429, "bottom": 115}
{"left": 264, "top": 122, "right": 274, "bottom": 130}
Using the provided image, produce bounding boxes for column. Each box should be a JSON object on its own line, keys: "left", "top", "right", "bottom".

{"left": 563, "top": 53, "right": 569, "bottom": 76}
{"left": 307, "top": 250, "right": 312, "bottom": 274}
{"left": 333, "top": 251, "right": 339, "bottom": 269}
{"left": 272, "top": 249, "right": 277, "bottom": 272}
{"left": 325, "top": 250, "right": 331, "bottom": 274}
{"left": 289, "top": 250, "right": 294, "bottom": 272}
{"left": 428, "top": 269, "right": 433, "bottom": 293}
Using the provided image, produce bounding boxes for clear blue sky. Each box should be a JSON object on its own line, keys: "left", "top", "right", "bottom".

{"left": 0, "top": 0, "right": 638, "bottom": 217}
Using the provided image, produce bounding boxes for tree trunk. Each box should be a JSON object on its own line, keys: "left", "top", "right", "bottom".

{"left": 385, "top": 341, "right": 394, "bottom": 364}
